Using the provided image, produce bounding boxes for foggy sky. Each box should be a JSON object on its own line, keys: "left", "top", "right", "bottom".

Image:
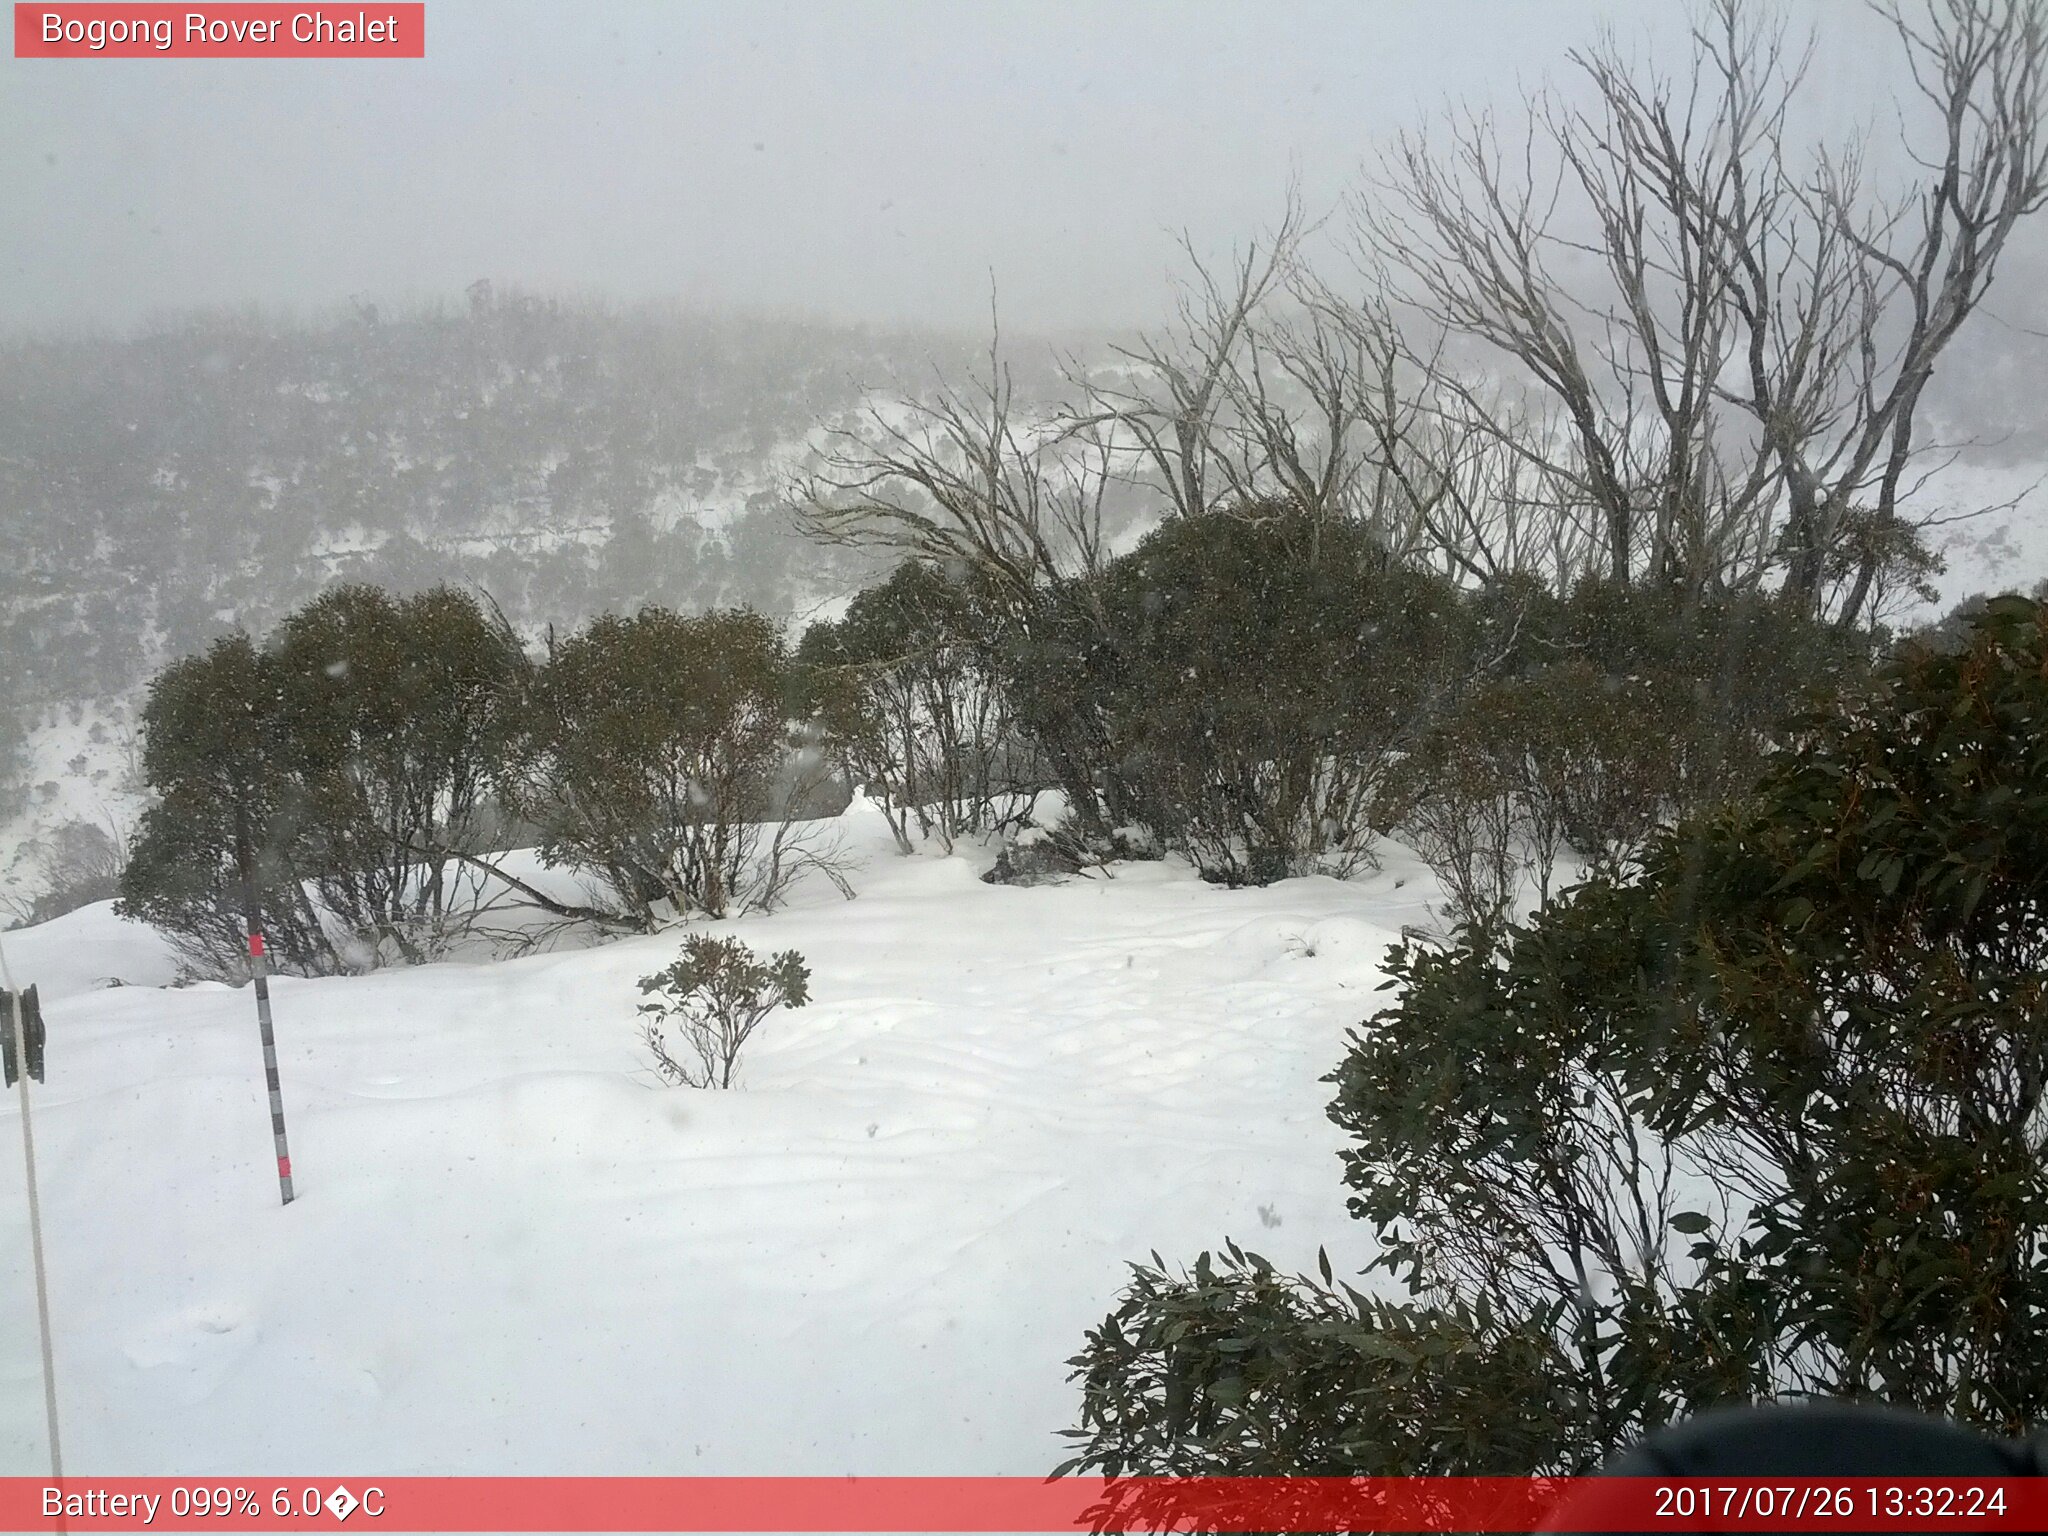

{"left": 0, "top": 0, "right": 1923, "bottom": 335}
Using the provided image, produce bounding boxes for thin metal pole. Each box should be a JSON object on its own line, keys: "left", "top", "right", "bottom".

{"left": 0, "top": 932, "right": 63, "bottom": 1480}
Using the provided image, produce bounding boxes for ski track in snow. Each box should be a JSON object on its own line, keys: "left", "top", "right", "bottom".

{"left": 0, "top": 809, "right": 1436, "bottom": 1475}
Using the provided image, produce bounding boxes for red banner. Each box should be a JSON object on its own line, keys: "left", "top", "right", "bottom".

{"left": 0, "top": 1476, "right": 2043, "bottom": 1532}
{"left": 13, "top": 5, "right": 424, "bottom": 57}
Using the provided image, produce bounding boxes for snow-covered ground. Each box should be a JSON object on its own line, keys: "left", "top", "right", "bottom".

{"left": 0, "top": 695, "right": 148, "bottom": 906}
{"left": 0, "top": 809, "right": 1431, "bottom": 1476}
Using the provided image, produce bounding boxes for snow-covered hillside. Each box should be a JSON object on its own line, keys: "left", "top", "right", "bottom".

{"left": 0, "top": 696, "right": 147, "bottom": 907}
{"left": 0, "top": 808, "right": 1429, "bottom": 1475}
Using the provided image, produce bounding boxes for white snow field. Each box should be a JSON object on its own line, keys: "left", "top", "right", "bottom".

{"left": 0, "top": 806, "right": 1435, "bottom": 1476}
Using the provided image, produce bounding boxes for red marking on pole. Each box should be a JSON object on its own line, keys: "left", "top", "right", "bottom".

{"left": 277, "top": 1156, "right": 292, "bottom": 1179}
{"left": 248, "top": 932, "right": 266, "bottom": 958}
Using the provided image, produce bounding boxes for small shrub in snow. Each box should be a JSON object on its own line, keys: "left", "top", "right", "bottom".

{"left": 637, "top": 935, "right": 810, "bottom": 1089}
{"left": 981, "top": 824, "right": 1081, "bottom": 887}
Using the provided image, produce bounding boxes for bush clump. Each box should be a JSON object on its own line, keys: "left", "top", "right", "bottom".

{"left": 1081, "top": 502, "right": 1463, "bottom": 885}
{"left": 117, "top": 587, "right": 523, "bottom": 977}
{"left": 496, "top": 606, "right": 833, "bottom": 924}
{"left": 797, "top": 560, "right": 1037, "bottom": 853}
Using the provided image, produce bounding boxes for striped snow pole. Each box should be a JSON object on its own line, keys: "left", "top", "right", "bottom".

{"left": 246, "top": 925, "right": 297, "bottom": 1206}
{"left": 234, "top": 799, "right": 297, "bottom": 1207}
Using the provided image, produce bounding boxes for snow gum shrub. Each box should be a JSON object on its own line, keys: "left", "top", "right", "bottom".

{"left": 1393, "top": 654, "right": 1690, "bottom": 930}
{"left": 1395, "top": 581, "right": 1860, "bottom": 929}
{"left": 117, "top": 633, "right": 342, "bottom": 979}
{"left": 1090, "top": 502, "right": 1465, "bottom": 885}
{"left": 270, "top": 584, "right": 518, "bottom": 965}
{"left": 1549, "top": 579, "right": 1863, "bottom": 825}
{"left": 797, "top": 560, "right": 1039, "bottom": 854}
{"left": 981, "top": 576, "right": 1151, "bottom": 852}
{"left": 637, "top": 934, "right": 810, "bottom": 1089}
{"left": 1061, "top": 595, "right": 2048, "bottom": 1497}
{"left": 497, "top": 607, "right": 797, "bottom": 924}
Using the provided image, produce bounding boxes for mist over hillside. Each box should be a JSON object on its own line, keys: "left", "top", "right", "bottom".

{"left": 0, "top": 294, "right": 1062, "bottom": 709}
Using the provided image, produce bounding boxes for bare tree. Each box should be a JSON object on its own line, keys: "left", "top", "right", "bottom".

{"left": 1360, "top": 0, "right": 2048, "bottom": 622}
{"left": 1071, "top": 209, "right": 1605, "bottom": 589}
{"left": 791, "top": 321, "right": 1113, "bottom": 604}
{"left": 1800, "top": 0, "right": 2048, "bottom": 613}
{"left": 789, "top": 320, "right": 1137, "bottom": 835}
{"left": 1062, "top": 202, "right": 1308, "bottom": 523}
{"left": 1280, "top": 282, "right": 1609, "bottom": 586}
{"left": 790, "top": 201, "right": 1359, "bottom": 584}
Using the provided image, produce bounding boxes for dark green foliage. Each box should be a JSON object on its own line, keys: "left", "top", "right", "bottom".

{"left": 981, "top": 578, "right": 1147, "bottom": 846}
{"left": 1061, "top": 1243, "right": 1591, "bottom": 1483}
{"left": 272, "top": 584, "right": 518, "bottom": 963}
{"left": 500, "top": 607, "right": 795, "bottom": 921}
{"left": 1325, "top": 877, "right": 1734, "bottom": 1463}
{"left": 637, "top": 934, "right": 810, "bottom": 1089}
{"left": 1395, "top": 659, "right": 1684, "bottom": 927}
{"left": 1063, "top": 594, "right": 2048, "bottom": 1488}
{"left": 809, "top": 516, "right": 1854, "bottom": 903}
{"left": 1092, "top": 504, "right": 1464, "bottom": 884}
{"left": 1647, "top": 593, "right": 2048, "bottom": 1433}
{"left": 118, "top": 585, "right": 845, "bottom": 967}
{"left": 1508, "top": 661, "right": 1683, "bottom": 875}
{"left": 118, "top": 587, "right": 519, "bottom": 975}
{"left": 1549, "top": 580, "right": 1863, "bottom": 821}
{"left": 117, "top": 633, "right": 338, "bottom": 978}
